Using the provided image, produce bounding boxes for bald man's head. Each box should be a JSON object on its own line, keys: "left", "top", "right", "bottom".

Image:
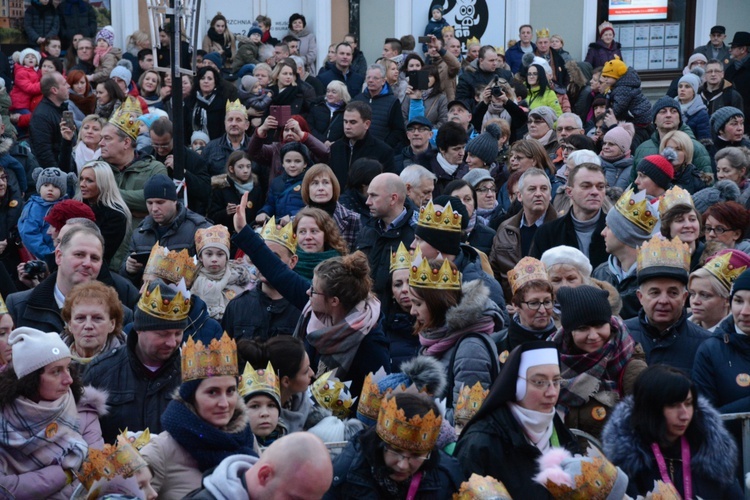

{"left": 246, "top": 433, "right": 333, "bottom": 499}
{"left": 366, "top": 173, "right": 407, "bottom": 223}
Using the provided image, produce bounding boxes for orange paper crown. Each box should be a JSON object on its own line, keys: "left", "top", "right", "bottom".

{"left": 658, "top": 185, "right": 694, "bottom": 217}
{"left": 181, "top": 332, "right": 238, "bottom": 383}
{"left": 453, "top": 473, "right": 512, "bottom": 499}
{"left": 136, "top": 281, "right": 191, "bottom": 322}
{"left": 356, "top": 367, "right": 391, "bottom": 424}
{"left": 143, "top": 243, "right": 199, "bottom": 288}
{"left": 76, "top": 430, "right": 151, "bottom": 491}
{"left": 195, "top": 224, "right": 231, "bottom": 256}
{"left": 108, "top": 105, "right": 140, "bottom": 140}
{"left": 376, "top": 393, "right": 442, "bottom": 453}
{"left": 260, "top": 216, "right": 297, "bottom": 254}
{"left": 637, "top": 235, "right": 690, "bottom": 274}
{"left": 454, "top": 381, "right": 489, "bottom": 422}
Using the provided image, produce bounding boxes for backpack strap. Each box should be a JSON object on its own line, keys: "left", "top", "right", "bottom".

{"left": 444, "top": 332, "right": 500, "bottom": 410}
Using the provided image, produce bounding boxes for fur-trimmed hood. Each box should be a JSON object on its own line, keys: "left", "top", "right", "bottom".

{"left": 0, "top": 137, "right": 13, "bottom": 156}
{"left": 170, "top": 387, "right": 250, "bottom": 434}
{"left": 78, "top": 385, "right": 109, "bottom": 417}
{"left": 601, "top": 395, "right": 738, "bottom": 487}
{"left": 445, "top": 279, "right": 503, "bottom": 332}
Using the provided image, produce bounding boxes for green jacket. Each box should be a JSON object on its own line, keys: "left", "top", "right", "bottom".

{"left": 108, "top": 153, "right": 167, "bottom": 218}
{"left": 527, "top": 86, "right": 562, "bottom": 118}
{"left": 232, "top": 38, "right": 260, "bottom": 73}
{"left": 628, "top": 124, "right": 713, "bottom": 184}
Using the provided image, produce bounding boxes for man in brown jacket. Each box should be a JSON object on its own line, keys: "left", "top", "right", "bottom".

{"left": 490, "top": 168, "right": 557, "bottom": 300}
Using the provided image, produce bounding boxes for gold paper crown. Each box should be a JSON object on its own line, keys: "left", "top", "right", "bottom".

{"left": 376, "top": 394, "right": 442, "bottom": 453}
{"left": 311, "top": 370, "right": 355, "bottom": 420}
{"left": 409, "top": 255, "right": 461, "bottom": 290}
{"left": 239, "top": 361, "right": 280, "bottom": 402}
{"left": 119, "top": 96, "right": 143, "bottom": 117}
{"left": 181, "top": 332, "right": 238, "bottom": 383}
{"left": 614, "top": 188, "right": 659, "bottom": 233}
{"left": 261, "top": 216, "right": 297, "bottom": 254}
{"left": 705, "top": 251, "right": 748, "bottom": 292}
{"left": 0, "top": 293, "right": 7, "bottom": 315}
{"left": 357, "top": 367, "right": 390, "bottom": 423}
{"left": 144, "top": 243, "right": 199, "bottom": 288}
{"left": 658, "top": 185, "right": 694, "bottom": 217}
{"left": 508, "top": 256, "right": 549, "bottom": 295}
{"left": 542, "top": 455, "right": 619, "bottom": 499}
{"left": 637, "top": 236, "right": 690, "bottom": 274}
{"left": 417, "top": 200, "right": 463, "bottom": 233}
{"left": 76, "top": 430, "right": 151, "bottom": 491}
{"left": 496, "top": 45, "right": 505, "bottom": 56}
{"left": 453, "top": 473, "right": 512, "bottom": 500}
{"left": 226, "top": 98, "right": 248, "bottom": 118}
{"left": 195, "top": 224, "right": 231, "bottom": 256}
{"left": 137, "top": 282, "right": 191, "bottom": 322}
{"left": 466, "top": 36, "right": 480, "bottom": 47}
{"left": 108, "top": 106, "right": 140, "bottom": 141}
{"left": 455, "top": 381, "right": 489, "bottom": 422}
{"left": 536, "top": 28, "right": 551, "bottom": 39}
{"left": 390, "top": 241, "right": 413, "bottom": 272}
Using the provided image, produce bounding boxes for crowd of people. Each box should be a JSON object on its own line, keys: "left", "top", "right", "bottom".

{"left": 0, "top": 1, "right": 750, "bottom": 498}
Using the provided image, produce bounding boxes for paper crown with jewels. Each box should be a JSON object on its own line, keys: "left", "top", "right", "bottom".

{"left": 311, "top": 370, "right": 356, "bottom": 420}
{"left": 536, "top": 28, "right": 551, "bottom": 39}
{"left": 260, "top": 216, "right": 297, "bottom": 254}
{"left": 0, "top": 293, "right": 7, "bottom": 315}
{"left": 466, "top": 36, "right": 480, "bottom": 47}
{"left": 181, "top": 332, "right": 238, "bottom": 383}
{"left": 226, "top": 98, "right": 248, "bottom": 117}
{"left": 137, "top": 280, "right": 191, "bottom": 322}
{"left": 390, "top": 241, "right": 414, "bottom": 273}
{"left": 239, "top": 361, "right": 281, "bottom": 406}
{"left": 537, "top": 452, "right": 623, "bottom": 499}
{"left": 453, "top": 473, "right": 512, "bottom": 500}
{"left": 417, "top": 200, "right": 462, "bottom": 233}
{"left": 195, "top": 224, "right": 231, "bottom": 256}
{"left": 356, "top": 367, "right": 393, "bottom": 424}
{"left": 76, "top": 430, "right": 151, "bottom": 491}
{"left": 454, "top": 381, "right": 489, "bottom": 422}
{"left": 376, "top": 393, "right": 442, "bottom": 453}
{"left": 508, "top": 256, "right": 549, "bottom": 295}
{"left": 636, "top": 235, "right": 690, "bottom": 285}
{"left": 409, "top": 253, "right": 461, "bottom": 290}
{"left": 706, "top": 249, "right": 750, "bottom": 293}
{"left": 658, "top": 185, "right": 694, "bottom": 217}
{"left": 143, "top": 243, "right": 199, "bottom": 288}
{"left": 108, "top": 104, "right": 140, "bottom": 141}
{"left": 119, "top": 96, "right": 143, "bottom": 117}
{"left": 614, "top": 188, "right": 659, "bottom": 234}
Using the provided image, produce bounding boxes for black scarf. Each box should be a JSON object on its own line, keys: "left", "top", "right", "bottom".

{"left": 207, "top": 27, "right": 232, "bottom": 59}
{"left": 161, "top": 398, "right": 256, "bottom": 471}
{"left": 308, "top": 199, "right": 337, "bottom": 215}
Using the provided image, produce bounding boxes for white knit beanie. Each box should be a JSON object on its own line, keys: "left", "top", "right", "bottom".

{"left": 9, "top": 327, "right": 71, "bottom": 379}
{"left": 540, "top": 245, "right": 593, "bottom": 278}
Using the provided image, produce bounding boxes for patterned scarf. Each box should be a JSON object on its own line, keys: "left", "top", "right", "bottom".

{"left": 193, "top": 90, "right": 217, "bottom": 135}
{"left": 191, "top": 261, "right": 252, "bottom": 320}
{"left": 0, "top": 391, "right": 88, "bottom": 473}
{"left": 93, "top": 46, "right": 112, "bottom": 67}
{"left": 419, "top": 315, "right": 495, "bottom": 356}
{"left": 550, "top": 316, "right": 634, "bottom": 409}
{"left": 304, "top": 296, "right": 381, "bottom": 374}
{"left": 161, "top": 398, "right": 255, "bottom": 472}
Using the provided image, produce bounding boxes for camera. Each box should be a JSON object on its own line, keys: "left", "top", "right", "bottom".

{"left": 23, "top": 260, "right": 47, "bottom": 280}
{"left": 491, "top": 86, "right": 504, "bottom": 97}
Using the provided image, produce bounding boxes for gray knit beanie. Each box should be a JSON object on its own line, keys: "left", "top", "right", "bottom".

{"left": 710, "top": 106, "right": 744, "bottom": 136}
{"left": 651, "top": 96, "right": 680, "bottom": 123}
{"left": 33, "top": 167, "right": 74, "bottom": 197}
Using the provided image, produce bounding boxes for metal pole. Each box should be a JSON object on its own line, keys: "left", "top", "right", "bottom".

{"left": 170, "top": 0, "right": 185, "bottom": 181}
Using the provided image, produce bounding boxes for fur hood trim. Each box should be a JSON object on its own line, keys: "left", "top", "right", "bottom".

{"left": 591, "top": 278, "right": 622, "bottom": 316}
{"left": 602, "top": 395, "right": 738, "bottom": 487}
{"left": 399, "top": 355, "right": 447, "bottom": 397}
{"left": 171, "top": 388, "right": 250, "bottom": 434}
{"left": 78, "top": 386, "right": 109, "bottom": 417}
{"left": 0, "top": 137, "right": 13, "bottom": 156}
{"left": 445, "top": 279, "right": 496, "bottom": 331}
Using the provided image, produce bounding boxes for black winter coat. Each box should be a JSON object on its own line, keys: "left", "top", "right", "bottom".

{"left": 184, "top": 91, "right": 231, "bottom": 143}
{"left": 146, "top": 146, "right": 212, "bottom": 216}
{"left": 383, "top": 302, "right": 418, "bottom": 372}
{"left": 584, "top": 39, "right": 623, "bottom": 69}
{"left": 592, "top": 259, "right": 640, "bottom": 320}
{"left": 624, "top": 310, "right": 710, "bottom": 373}
{"left": 466, "top": 222, "right": 495, "bottom": 256}
{"left": 269, "top": 84, "right": 304, "bottom": 116}
{"left": 24, "top": 1, "right": 59, "bottom": 47}
{"left": 413, "top": 148, "right": 461, "bottom": 197}
{"left": 201, "top": 134, "right": 248, "bottom": 177}
{"left": 28, "top": 97, "right": 65, "bottom": 168}
{"left": 221, "top": 287, "right": 301, "bottom": 341}
{"left": 725, "top": 56, "right": 750, "bottom": 119}
{"left": 529, "top": 210, "right": 608, "bottom": 270}
{"left": 59, "top": 0, "right": 97, "bottom": 46}
{"left": 208, "top": 178, "right": 262, "bottom": 241}
{"left": 329, "top": 132, "right": 395, "bottom": 187}
{"left": 308, "top": 101, "right": 345, "bottom": 143}
{"left": 83, "top": 331, "right": 181, "bottom": 443}
{"left": 317, "top": 66, "right": 364, "bottom": 100}
{"left": 88, "top": 201, "right": 128, "bottom": 266}
{"left": 325, "top": 428, "right": 464, "bottom": 500}
{"left": 352, "top": 86, "right": 407, "bottom": 150}
{"left": 455, "top": 61, "right": 513, "bottom": 107}
{"left": 455, "top": 405, "right": 578, "bottom": 499}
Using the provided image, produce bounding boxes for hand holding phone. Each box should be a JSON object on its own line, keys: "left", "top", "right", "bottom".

{"left": 62, "top": 111, "right": 75, "bottom": 132}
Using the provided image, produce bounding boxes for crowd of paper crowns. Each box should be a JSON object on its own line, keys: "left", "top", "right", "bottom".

{"left": 73, "top": 430, "right": 150, "bottom": 499}
{"left": 389, "top": 241, "right": 462, "bottom": 290}
{"left": 142, "top": 242, "right": 199, "bottom": 288}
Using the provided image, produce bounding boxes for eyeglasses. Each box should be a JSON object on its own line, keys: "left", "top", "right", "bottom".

{"left": 528, "top": 119, "right": 547, "bottom": 125}
{"left": 527, "top": 71, "right": 538, "bottom": 76}
{"left": 519, "top": 376, "right": 564, "bottom": 390}
{"left": 78, "top": 46, "right": 93, "bottom": 51}
{"left": 407, "top": 126, "right": 431, "bottom": 133}
{"left": 556, "top": 126, "right": 578, "bottom": 133}
{"left": 384, "top": 447, "right": 431, "bottom": 465}
{"left": 308, "top": 286, "right": 325, "bottom": 296}
{"left": 561, "top": 144, "right": 576, "bottom": 152}
{"left": 520, "top": 299, "right": 554, "bottom": 310}
{"left": 151, "top": 142, "right": 172, "bottom": 150}
{"left": 704, "top": 225, "right": 729, "bottom": 235}
{"left": 476, "top": 186, "right": 496, "bottom": 193}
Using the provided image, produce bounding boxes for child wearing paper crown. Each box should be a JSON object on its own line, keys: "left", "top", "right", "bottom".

{"left": 18, "top": 167, "right": 76, "bottom": 260}
{"left": 598, "top": 56, "right": 652, "bottom": 149}
{"left": 190, "top": 224, "right": 253, "bottom": 321}
{"left": 239, "top": 361, "right": 287, "bottom": 447}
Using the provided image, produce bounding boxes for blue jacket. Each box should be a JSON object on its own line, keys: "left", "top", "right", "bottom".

{"left": 624, "top": 310, "right": 710, "bottom": 373}
{"left": 259, "top": 171, "right": 306, "bottom": 219}
{"left": 317, "top": 65, "right": 364, "bottom": 100}
{"left": 18, "top": 194, "right": 61, "bottom": 259}
{"left": 505, "top": 42, "right": 536, "bottom": 75}
{"left": 681, "top": 97, "right": 712, "bottom": 141}
{"left": 693, "top": 316, "right": 750, "bottom": 414}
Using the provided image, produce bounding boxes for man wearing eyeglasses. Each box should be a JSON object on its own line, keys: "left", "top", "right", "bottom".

{"left": 699, "top": 59, "right": 745, "bottom": 117}
{"left": 69, "top": 38, "right": 95, "bottom": 74}
{"left": 144, "top": 117, "right": 211, "bottom": 215}
{"left": 693, "top": 25, "right": 731, "bottom": 68}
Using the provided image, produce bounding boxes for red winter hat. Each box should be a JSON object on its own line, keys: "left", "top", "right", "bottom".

{"left": 43, "top": 200, "right": 96, "bottom": 231}
{"left": 637, "top": 154, "right": 674, "bottom": 190}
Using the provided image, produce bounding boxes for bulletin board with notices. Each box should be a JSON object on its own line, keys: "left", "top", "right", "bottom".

{"left": 612, "top": 22, "right": 682, "bottom": 71}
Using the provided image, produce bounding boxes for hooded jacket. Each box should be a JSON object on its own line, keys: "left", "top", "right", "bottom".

{"left": 680, "top": 96, "right": 711, "bottom": 141}
{"left": 602, "top": 395, "right": 742, "bottom": 498}
{"left": 629, "top": 124, "right": 713, "bottom": 185}
{"left": 606, "top": 67, "right": 651, "bottom": 125}
{"left": 184, "top": 454, "right": 259, "bottom": 499}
